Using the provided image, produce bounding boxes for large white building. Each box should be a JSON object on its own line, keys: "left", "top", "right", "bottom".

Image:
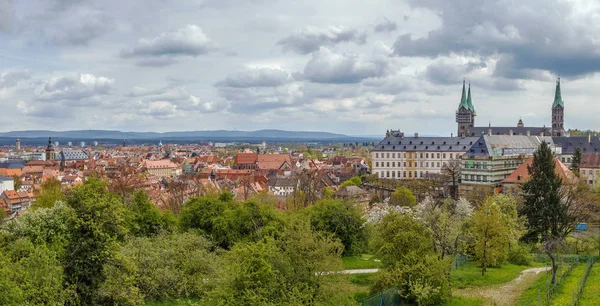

{"left": 371, "top": 132, "right": 479, "bottom": 179}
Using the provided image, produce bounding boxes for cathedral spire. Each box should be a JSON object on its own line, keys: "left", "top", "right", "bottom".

{"left": 458, "top": 79, "right": 469, "bottom": 110}
{"left": 553, "top": 77, "right": 564, "bottom": 108}
{"left": 466, "top": 82, "right": 474, "bottom": 112}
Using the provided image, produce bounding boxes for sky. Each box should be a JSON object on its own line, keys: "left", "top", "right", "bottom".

{"left": 1, "top": 0, "right": 600, "bottom": 136}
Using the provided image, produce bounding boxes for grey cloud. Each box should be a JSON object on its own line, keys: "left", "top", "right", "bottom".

{"left": 374, "top": 18, "right": 397, "bottom": 33}
{"left": 135, "top": 58, "right": 178, "bottom": 67}
{"left": 423, "top": 59, "right": 523, "bottom": 91}
{"left": 0, "top": 70, "right": 31, "bottom": 88}
{"left": 395, "top": 0, "right": 600, "bottom": 78}
{"left": 215, "top": 67, "right": 292, "bottom": 88}
{"left": 120, "top": 25, "right": 217, "bottom": 62}
{"left": 217, "top": 82, "right": 303, "bottom": 113}
{"left": 0, "top": 0, "right": 14, "bottom": 32}
{"left": 277, "top": 26, "right": 367, "bottom": 54}
{"left": 303, "top": 47, "right": 389, "bottom": 84}
{"left": 50, "top": 10, "right": 115, "bottom": 46}
{"left": 36, "top": 73, "right": 113, "bottom": 100}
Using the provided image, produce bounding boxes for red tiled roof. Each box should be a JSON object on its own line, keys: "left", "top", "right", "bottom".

{"left": 235, "top": 153, "right": 258, "bottom": 165}
{"left": 502, "top": 157, "right": 577, "bottom": 184}
{"left": 256, "top": 154, "right": 292, "bottom": 170}
{"left": 581, "top": 153, "right": 600, "bottom": 169}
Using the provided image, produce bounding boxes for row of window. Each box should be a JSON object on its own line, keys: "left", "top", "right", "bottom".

{"left": 374, "top": 161, "right": 445, "bottom": 168}
{"left": 462, "top": 174, "right": 489, "bottom": 182}
{"left": 374, "top": 152, "right": 457, "bottom": 159}
{"left": 375, "top": 170, "right": 429, "bottom": 179}
{"left": 581, "top": 169, "right": 599, "bottom": 176}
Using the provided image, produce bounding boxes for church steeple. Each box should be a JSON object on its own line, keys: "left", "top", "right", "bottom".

{"left": 45, "top": 136, "right": 55, "bottom": 161}
{"left": 456, "top": 80, "right": 476, "bottom": 137}
{"left": 551, "top": 77, "right": 565, "bottom": 136}
{"left": 553, "top": 77, "right": 564, "bottom": 108}
{"left": 466, "top": 82, "right": 475, "bottom": 112}
{"left": 458, "top": 79, "right": 469, "bottom": 110}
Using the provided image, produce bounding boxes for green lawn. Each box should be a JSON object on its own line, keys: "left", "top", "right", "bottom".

{"left": 441, "top": 296, "right": 485, "bottom": 306}
{"left": 318, "top": 273, "right": 379, "bottom": 305}
{"left": 451, "top": 262, "right": 543, "bottom": 289}
{"left": 578, "top": 262, "right": 600, "bottom": 305}
{"left": 342, "top": 255, "right": 383, "bottom": 269}
{"left": 550, "top": 263, "right": 586, "bottom": 305}
{"left": 515, "top": 270, "right": 552, "bottom": 306}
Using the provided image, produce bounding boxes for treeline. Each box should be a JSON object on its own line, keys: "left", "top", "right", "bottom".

{"left": 0, "top": 179, "right": 368, "bottom": 305}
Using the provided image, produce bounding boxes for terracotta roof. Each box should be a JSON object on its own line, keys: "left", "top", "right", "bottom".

{"left": 235, "top": 153, "right": 258, "bottom": 165}
{"left": 257, "top": 154, "right": 292, "bottom": 170}
{"left": 143, "top": 159, "right": 178, "bottom": 169}
{"left": 581, "top": 153, "right": 600, "bottom": 169}
{"left": 502, "top": 157, "right": 577, "bottom": 184}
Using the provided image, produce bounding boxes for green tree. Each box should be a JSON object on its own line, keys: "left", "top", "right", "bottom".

{"left": 207, "top": 219, "right": 342, "bottom": 305}
{"left": 34, "top": 177, "right": 64, "bottom": 209}
{"left": 103, "top": 232, "right": 219, "bottom": 302}
{"left": 12, "top": 175, "right": 21, "bottom": 191}
{"left": 0, "top": 238, "right": 67, "bottom": 305}
{"left": 322, "top": 186, "right": 335, "bottom": 199}
{"left": 522, "top": 141, "right": 575, "bottom": 284}
{"left": 371, "top": 212, "right": 451, "bottom": 305}
{"left": 309, "top": 198, "right": 365, "bottom": 255}
{"left": 390, "top": 186, "right": 417, "bottom": 207}
{"left": 179, "top": 196, "right": 231, "bottom": 235}
{"left": 339, "top": 176, "right": 362, "bottom": 188}
{"left": 63, "top": 178, "right": 128, "bottom": 305}
{"left": 571, "top": 147, "right": 582, "bottom": 174}
{"left": 127, "top": 190, "right": 168, "bottom": 237}
{"left": 212, "top": 199, "right": 283, "bottom": 249}
{"left": 471, "top": 197, "right": 511, "bottom": 276}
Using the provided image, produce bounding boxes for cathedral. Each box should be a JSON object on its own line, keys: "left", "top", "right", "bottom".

{"left": 456, "top": 78, "right": 565, "bottom": 137}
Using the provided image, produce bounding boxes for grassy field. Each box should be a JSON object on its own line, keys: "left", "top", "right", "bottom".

{"left": 342, "top": 255, "right": 383, "bottom": 270}
{"left": 318, "top": 273, "right": 379, "bottom": 305}
{"left": 579, "top": 262, "right": 600, "bottom": 305}
{"left": 441, "top": 296, "right": 485, "bottom": 306}
{"left": 550, "top": 263, "right": 586, "bottom": 305}
{"left": 451, "top": 262, "right": 543, "bottom": 289}
{"left": 515, "top": 270, "right": 552, "bottom": 306}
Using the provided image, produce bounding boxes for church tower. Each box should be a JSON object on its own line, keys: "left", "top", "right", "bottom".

{"left": 45, "top": 137, "right": 55, "bottom": 161}
{"left": 552, "top": 78, "right": 565, "bottom": 136}
{"left": 456, "top": 81, "right": 476, "bottom": 137}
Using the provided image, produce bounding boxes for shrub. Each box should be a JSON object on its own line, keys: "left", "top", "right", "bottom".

{"left": 507, "top": 243, "right": 532, "bottom": 266}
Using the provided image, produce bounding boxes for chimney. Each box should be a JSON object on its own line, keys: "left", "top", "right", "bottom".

{"left": 451, "top": 133, "right": 453, "bottom": 138}
{"left": 487, "top": 129, "right": 492, "bottom": 136}
{"left": 509, "top": 130, "right": 514, "bottom": 136}
{"left": 589, "top": 133, "right": 591, "bottom": 143}
{"left": 526, "top": 130, "right": 531, "bottom": 136}
{"left": 414, "top": 133, "right": 419, "bottom": 138}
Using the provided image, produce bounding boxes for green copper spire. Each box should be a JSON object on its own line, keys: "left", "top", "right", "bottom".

{"left": 553, "top": 77, "right": 564, "bottom": 108}
{"left": 466, "top": 82, "right": 474, "bottom": 112}
{"left": 458, "top": 80, "right": 469, "bottom": 110}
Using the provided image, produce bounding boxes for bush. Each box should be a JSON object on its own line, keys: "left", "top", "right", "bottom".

{"left": 309, "top": 199, "right": 366, "bottom": 255}
{"left": 507, "top": 243, "right": 532, "bottom": 266}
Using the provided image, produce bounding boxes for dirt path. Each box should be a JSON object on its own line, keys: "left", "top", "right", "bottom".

{"left": 454, "top": 267, "right": 550, "bottom": 306}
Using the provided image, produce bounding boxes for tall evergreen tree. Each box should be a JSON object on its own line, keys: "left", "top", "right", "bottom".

{"left": 521, "top": 141, "right": 572, "bottom": 284}
{"left": 571, "top": 147, "right": 582, "bottom": 174}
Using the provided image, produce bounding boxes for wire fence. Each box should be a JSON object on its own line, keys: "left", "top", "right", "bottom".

{"left": 524, "top": 256, "right": 596, "bottom": 306}
{"left": 361, "top": 287, "right": 401, "bottom": 306}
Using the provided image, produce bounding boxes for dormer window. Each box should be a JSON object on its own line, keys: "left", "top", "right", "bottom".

{"left": 420, "top": 141, "right": 423, "bottom": 145}
{"left": 409, "top": 141, "right": 413, "bottom": 145}
{"left": 387, "top": 141, "right": 390, "bottom": 144}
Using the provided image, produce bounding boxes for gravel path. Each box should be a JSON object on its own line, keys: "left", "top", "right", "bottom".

{"left": 454, "top": 267, "right": 550, "bottom": 306}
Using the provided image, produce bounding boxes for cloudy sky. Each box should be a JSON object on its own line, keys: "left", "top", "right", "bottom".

{"left": 1, "top": 0, "right": 600, "bottom": 136}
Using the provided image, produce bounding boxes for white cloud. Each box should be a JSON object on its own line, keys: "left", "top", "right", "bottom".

{"left": 277, "top": 25, "right": 367, "bottom": 54}
{"left": 36, "top": 73, "right": 114, "bottom": 101}
{"left": 120, "top": 25, "right": 218, "bottom": 65}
